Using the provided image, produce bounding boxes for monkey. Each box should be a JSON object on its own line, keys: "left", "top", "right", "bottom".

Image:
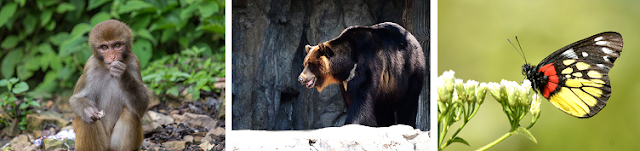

{"left": 69, "top": 19, "right": 149, "bottom": 151}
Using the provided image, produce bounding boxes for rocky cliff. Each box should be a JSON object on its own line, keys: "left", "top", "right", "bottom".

{"left": 232, "top": 0, "right": 430, "bottom": 130}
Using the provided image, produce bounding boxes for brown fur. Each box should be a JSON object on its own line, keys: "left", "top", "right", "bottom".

{"left": 71, "top": 19, "right": 149, "bottom": 151}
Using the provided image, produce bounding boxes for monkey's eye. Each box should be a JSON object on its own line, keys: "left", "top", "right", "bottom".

{"left": 101, "top": 45, "right": 108, "bottom": 50}
{"left": 114, "top": 43, "right": 121, "bottom": 47}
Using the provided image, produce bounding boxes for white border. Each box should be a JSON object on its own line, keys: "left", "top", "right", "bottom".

{"left": 224, "top": 0, "right": 232, "bottom": 146}
{"left": 430, "top": 0, "right": 438, "bottom": 150}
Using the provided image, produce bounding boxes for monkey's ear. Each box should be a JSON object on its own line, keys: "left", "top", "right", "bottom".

{"left": 305, "top": 45, "right": 313, "bottom": 53}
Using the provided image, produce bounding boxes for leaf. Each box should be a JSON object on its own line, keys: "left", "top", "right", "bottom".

{"left": 197, "top": 23, "right": 224, "bottom": 35}
{"left": 0, "top": 3, "right": 17, "bottom": 28}
{"left": 17, "top": 65, "right": 34, "bottom": 80}
{"left": 117, "top": 1, "right": 153, "bottom": 14}
{"left": 90, "top": 12, "right": 111, "bottom": 26}
{"left": 40, "top": 10, "right": 53, "bottom": 26}
{"left": 16, "top": 0, "right": 26, "bottom": 7}
{"left": 88, "top": 0, "right": 112, "bottom": 10}
{"left": 198, "top": 1, "right": 218, "bottom": 18}
{"left": 0, "top": 79, "right": 7, "bottom": 87}
{"left": 180, "top": 4, "right": 198, "bottom": 20}
{"left": 33, "top": 71, "right": 58, "bottom": 94}
{"left": 133, "top": 39, "right": 152, "bottom": 68}
{"left": 23, "top": 14, "right": 37, "bottom": 35}
{"left": 59, "top": 37, "right": 88, "bottom": 57}
{"left": 45, "top": 21, "right": 56, "bottom": 31}
{"left": 49, "top": 32, "right": 69, "bottom": 46}
{"left": 69, "top": 23, "right": 92, "bottom": 39}
{"left": 135, "top": 29, "right": 157, "bottom": 46}
{"left": 1, "top": 35, "right": 19, "bottom": 49}
{"left": 12, "top": 82, "right": 29, "bottom": 94}
{"left": 515, "top": 127, "right": 538, "bottom": 143}
{"left": 450, "top": 136, "right": 470, "bottom": 146}
{"left": 1, "top": 48, "right": 23, "bottom": 78}
{"left": 178, "top": 37, "right": 189, "bottom": 48}
{"left": 56, "top": 3, "right": 77, "bottom": 13}
{"left": 160, "top": 28, "right": 176, "bottom": 43}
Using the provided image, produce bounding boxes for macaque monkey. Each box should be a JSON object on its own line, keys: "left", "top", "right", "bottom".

{"left": 70, "top": 19, "right": 149, "bottom": 151}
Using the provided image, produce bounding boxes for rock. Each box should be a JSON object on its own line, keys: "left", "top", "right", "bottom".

{"left": 184, "top": 135, "right": 194, "bottom": 143}
{"left": 231, "top": 124, "right": 431, "bottom": 151}
{"left": 142, "top": 122, "right": 163, "bottom": 133}
{"left": 148, "top": 111, "right": 174, "bottom": 125}
{"left": 9, "top": 134, "right": 30, "bottom": 151}
{"left": 161, "top": 141, "right": 186, "bottom": 150}
{"left": 176, "top": 113, "right": 218, "bottom": 128}
{"left": 199, "top": 141, "right": 215, "bottom": 151}
{"left": 170, "top": 110, "right": 180, "bottom": 115}
{"left": 232, "top": 0, "right": 430, "bottom": 130}
{"left": 25, "top": 110, "right": 69, "bottom": 133}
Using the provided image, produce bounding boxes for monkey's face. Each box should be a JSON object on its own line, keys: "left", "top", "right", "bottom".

{"left": 95, "top": 41, "right": 126, "bottom": 64}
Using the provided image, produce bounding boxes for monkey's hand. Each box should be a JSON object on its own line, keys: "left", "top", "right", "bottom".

{"left": 82, "top": 107, "right": 102, "bottom": 123}
{"left": 109, "top": 61, "right": 127, "bottom": 78}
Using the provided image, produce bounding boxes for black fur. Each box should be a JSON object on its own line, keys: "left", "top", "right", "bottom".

{"left": 305, "top": 22, "right": 425, "bottom": 127}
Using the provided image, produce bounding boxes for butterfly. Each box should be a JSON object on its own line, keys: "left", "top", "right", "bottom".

{"left": 522, "top": 32, "right": 623, "bottom": 118}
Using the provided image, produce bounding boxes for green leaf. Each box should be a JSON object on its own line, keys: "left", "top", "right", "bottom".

{"left": 33, "top": 71, "right": 58, "bottom": 94}
{"left": 0, "top": 3, "right": 17, "bottom": 28}
{"left": 198, "top": 2, "right": 218, "bottom": 18}
{"left": 69, "top": 23, "right": 92, "bottom": 39}
{"left": 45, "top": 21, "right": 56, "bottom": 31}
{"left": 19, "top": 101, "right": 29, "bottom": 110}
{"left": 23, "top": 14, "right": 37, "bottom": 35}
{"left": 450, "top": 136, "right": 470, "bottom": 146}
{"left": 180, "top": 4, "right": 198, "bottom": 20}
{"left": 178, "top": 37, "right": 189, "bottom": 48}
{"left": 88, "top": 0, "right": 112, "bottom": 11}
{"left": 38, "top": 43, "right": 56, "bottom": 55}
{"left": 49, "top": 32, "right": 69, "bottom": 46}
{"left": 49, "top": 55, "right": 62, "bottom": 71}
{"left": 59, "top": 37, "right": 88, "bottom": 57}
{"left": 56, "top": 3, "right": 77, "bottom": 13}
{"left": 133, "top": 39, "right": 152, "bottom": 68}
{"left": 0, "top": 79, "right": 7, "bottom": 87}
{"left": 90, "top": 12, "right": 111, "bottom": 26}
{"left": 1, "top": 35, "right": 19, "bottom": 49}
{"left": 17, "top": 65, "right": 34, "bottom": 80}
{"left": 12, "top": 82, "right": 29, "bottom": 94}
{"left": 40, "top": 10, "right": 53, "bottom": 26}
{"left": 515, "top": 127, "right": 538, "bottom": 143}
{"left": 160, "top": 28, "right": 176, "bottom": 43}
{"left": 16, "top": 0, "right": 26, "bottom": 7}
{"left": 197, "top": 23, "right": 224, "bottom": 35}
{"left": 36, "top": 0, "right": 58, "bottom": 9}
{"left": 130, "top": 14, "right": 151, "bottom": 31}
{"left": 135, "top": 29, "right": 157, "bottom": 46}
{"left": 167, "top": 87, "right": 179, "bottom": 96}
{"left": 1, "top": 48, "right": 23, "bottom": 78}
{"left": 117, "top": 1, "right": 153, "bottom": 14}
{"left": 25, "top": 56, "right": 41, "bottom": 71}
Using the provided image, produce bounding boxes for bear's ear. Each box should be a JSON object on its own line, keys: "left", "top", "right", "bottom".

{"left": 305, "top": 45, "right": 313, "bottom": 53}
{"left": 320, "top": 44, "right": 334, "bottom": 57}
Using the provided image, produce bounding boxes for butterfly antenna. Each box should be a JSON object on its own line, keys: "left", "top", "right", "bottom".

{"left": 508, "top": 36, "right": 528, "bottom": 64}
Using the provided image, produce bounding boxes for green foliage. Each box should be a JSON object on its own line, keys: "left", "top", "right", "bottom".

{"left": 142, "top": 46, "right": 224, "bottom": 101}
{"left": 0, "top": 0, "right": 225, "bottom": 98}
{"left": 0, "top": 77, "right": 41, "bottom": 131}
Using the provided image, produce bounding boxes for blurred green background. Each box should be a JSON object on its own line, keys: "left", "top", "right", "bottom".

{"left": 439, "top": 0, "right": 640, "bottom": 150}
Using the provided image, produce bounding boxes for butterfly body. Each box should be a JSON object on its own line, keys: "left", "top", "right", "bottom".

{"left": 522, "top": 32, "right": 623, "bottom": 118}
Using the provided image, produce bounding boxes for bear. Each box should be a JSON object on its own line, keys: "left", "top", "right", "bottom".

{"left": 298, "top": 22, "right": 425, "bottom": 127}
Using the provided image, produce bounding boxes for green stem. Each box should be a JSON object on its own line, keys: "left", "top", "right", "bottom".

{"left": 476, "top": 130, "right": 515, "bottom": 151}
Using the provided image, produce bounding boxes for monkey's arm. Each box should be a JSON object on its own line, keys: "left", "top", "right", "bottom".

{"left": 115, "top": 54, "right": 149, "bottom": 118}
{"left": 69, "top": 73, "right": 102, "bottom": 124}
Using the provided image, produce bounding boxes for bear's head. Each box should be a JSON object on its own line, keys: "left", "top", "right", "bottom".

{"left": 298, "top": 43, "right": 340, "bottom": 92}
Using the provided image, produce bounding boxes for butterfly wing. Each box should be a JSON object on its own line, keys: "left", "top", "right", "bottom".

{"left": 533, "top": 32, "right": 623, "bottom": 118}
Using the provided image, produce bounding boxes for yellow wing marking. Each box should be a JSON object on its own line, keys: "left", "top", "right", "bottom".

{"left": 576, "top": 62, "right": 590, "bottom": 70}
{"left": 549, "top": 87, "right": 590, "bottom": 117}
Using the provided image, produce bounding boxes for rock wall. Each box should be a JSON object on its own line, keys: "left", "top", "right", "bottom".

{"left": 232, "top": 0, "right": 430, "bottom": 130}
